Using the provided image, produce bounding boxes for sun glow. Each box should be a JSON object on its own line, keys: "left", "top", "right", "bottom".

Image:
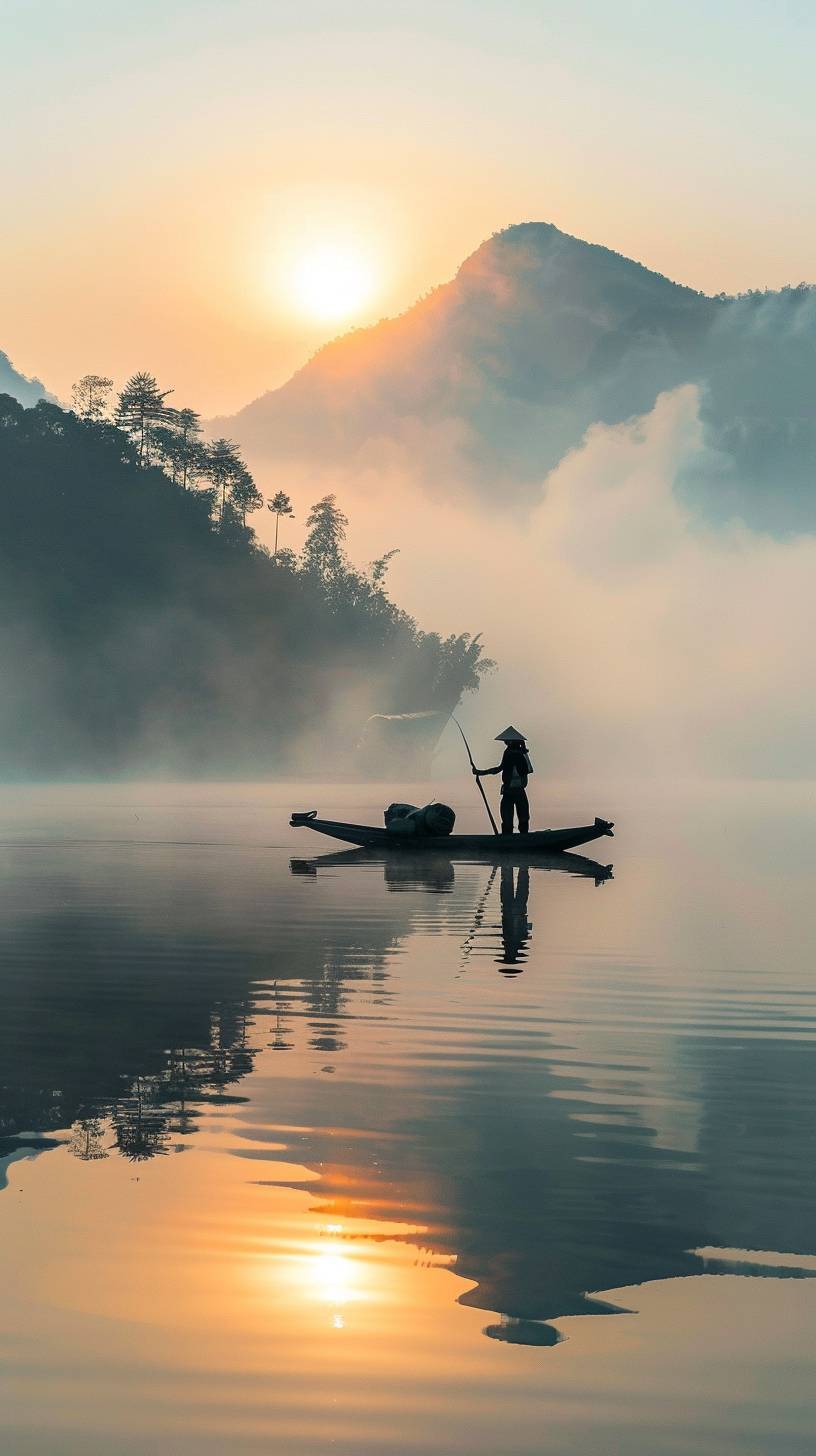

{"left": 289, "top": 242, "right": 376, "bottom": 323}
{"left": 310, "top": 1245, "right": 357, "bottom": 1306}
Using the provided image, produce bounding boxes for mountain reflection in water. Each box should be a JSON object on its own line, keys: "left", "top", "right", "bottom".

{"left": 2, "top": 787, "right": 814, "bottom": 1379}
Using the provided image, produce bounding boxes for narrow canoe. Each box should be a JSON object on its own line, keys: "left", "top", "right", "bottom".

{"left": 289, "top": 811, "right": 614, "bottom": 854}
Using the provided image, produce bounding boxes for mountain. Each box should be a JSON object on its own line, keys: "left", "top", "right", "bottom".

{"left": 217, "top": 223, "right": 816, "bottom": 533}
{"left": 0, "top": 349, "right": 51, "bottom": 406}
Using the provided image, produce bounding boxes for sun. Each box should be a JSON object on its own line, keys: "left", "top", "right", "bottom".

{"left": 290, "top": 243, "right": 375, "bottom": 323}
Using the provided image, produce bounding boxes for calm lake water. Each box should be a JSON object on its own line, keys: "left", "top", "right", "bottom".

{"left": 2, "top": 780, "right": 815, "bottom": 1455}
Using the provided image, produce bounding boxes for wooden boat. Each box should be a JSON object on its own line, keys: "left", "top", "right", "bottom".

{"left": 290, "top": 810, "right": 614, "bottom": 855}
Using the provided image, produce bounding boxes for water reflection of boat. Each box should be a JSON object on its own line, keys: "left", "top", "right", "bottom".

{"left": 290, "top": 848, "right": 612, "bottom": 977}
{"left": 290, "top": 845, "right": 613, "bottom": 884}
{"left": 290, "top": 811, "right": 614, "bottom": 855}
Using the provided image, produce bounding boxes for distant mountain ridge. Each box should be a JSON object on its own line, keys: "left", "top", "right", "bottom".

{"left": 217, "top": 222, "right": 816, "bottom": 533}
{"left": 0, "top": 350, "right": 51, "bottom": 407}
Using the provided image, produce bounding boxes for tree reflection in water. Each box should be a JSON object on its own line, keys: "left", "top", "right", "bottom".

{"left": 4, "top": 840, "right": 814, "bottom": 1353}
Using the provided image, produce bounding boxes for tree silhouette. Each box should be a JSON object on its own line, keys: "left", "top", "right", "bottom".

{"left": 116, "top": 372, "right": 174, "bottom": 465}
{"left": 202, "top": 437, "right": 246, "bottom": 523}
{"left": 230, "top": 466, "right": 264, "bottom": 526}
{"left": 267, "top": 490, "right": 295, "bottom": 556}
{"left": 369, "top": 548, "right": 399, "bottom": 587}
{"left": 153, "top": 407, "right": 204, "bottom": 489}
{"left": 301, "top": 494, "right": 348, "bottom": 579}
{"left": 71, "top": 374, "right": 113, "bottom": 422}
{"left": 151, "top": 424, "right": 185, "bottom": 483}
{"left": 176, "top": 408, "right": 204, "bottom": 489}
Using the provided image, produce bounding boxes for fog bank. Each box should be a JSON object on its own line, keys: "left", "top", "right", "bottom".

{"left": 314, "top": 385, "right": 815, "bottom": 779}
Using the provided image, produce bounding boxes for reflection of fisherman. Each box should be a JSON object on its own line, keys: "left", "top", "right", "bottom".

{"left": 474, "top": 725, "right": 533, "bottom": 835}
{"left": 499, "top": 865, "right": 531, "bottom": 971}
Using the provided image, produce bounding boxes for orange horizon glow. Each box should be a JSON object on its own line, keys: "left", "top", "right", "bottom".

{"left": 3, "top": 4, "right": 815, "bottom": 416}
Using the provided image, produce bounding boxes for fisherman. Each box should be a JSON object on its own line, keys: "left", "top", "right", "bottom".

{"left": 473, "top": 726, "right": 533, "bottom": 835}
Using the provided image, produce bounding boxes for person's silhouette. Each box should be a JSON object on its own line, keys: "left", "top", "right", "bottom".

{"left": 474, "top": 725, "right": 533, "bottom": 834}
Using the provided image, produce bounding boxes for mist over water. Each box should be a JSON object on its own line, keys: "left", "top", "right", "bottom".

{"left": 1, "top": 780, "right": 815, "bottom": 1455}
{"left": 288, "top": 385, "right": 816, "bottom": 780}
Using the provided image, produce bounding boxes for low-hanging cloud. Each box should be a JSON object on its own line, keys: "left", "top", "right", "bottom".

{"left": 320, "top": 384, "right": 815, "bottom": 779}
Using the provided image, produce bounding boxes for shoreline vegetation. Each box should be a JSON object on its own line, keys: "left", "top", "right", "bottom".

{"left": 0, "top": 381, "right": 492, "bottom": 778}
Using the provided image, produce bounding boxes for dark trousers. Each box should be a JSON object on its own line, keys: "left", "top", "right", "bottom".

{"left": 501, "top": 787, "right": 529, "bottom": 834}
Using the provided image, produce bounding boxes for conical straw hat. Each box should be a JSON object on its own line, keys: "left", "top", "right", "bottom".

{"left": 495, "top": 724, "right": 526, "bottom": 742}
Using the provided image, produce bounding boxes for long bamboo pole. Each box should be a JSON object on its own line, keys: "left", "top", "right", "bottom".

{"left": 452, "top": 717, "right": 499, "bottom": 835}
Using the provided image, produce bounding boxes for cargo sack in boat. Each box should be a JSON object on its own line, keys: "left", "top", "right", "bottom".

{"left": 384, "top": 802, "right": 420, "bottom": 836}
{"left": 419, "top": 802, "right": 455, "bottom": 836}
{"left": 384, "top": 803, "right": 420, "bottom": 826}
{"left": 384, "top": 802, "right": 456, "bottom": 837}
{"left": 386, "top": 815, "right": 417, "bottom": 836}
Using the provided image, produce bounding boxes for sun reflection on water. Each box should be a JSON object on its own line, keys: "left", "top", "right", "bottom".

{"left": 279, "top": 1222, "right": 372, "bottom": 1329}
{"left": 310, "top": 1242, "right": 357, "bottom": 1308}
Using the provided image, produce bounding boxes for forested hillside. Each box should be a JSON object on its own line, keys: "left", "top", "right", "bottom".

{"left": 0, "top": 394, "right": 488, "bottom": 777}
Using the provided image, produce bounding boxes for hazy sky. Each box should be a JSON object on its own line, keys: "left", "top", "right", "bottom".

{"left": 2, "top": 0, "right": 814, "bottom": 413}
